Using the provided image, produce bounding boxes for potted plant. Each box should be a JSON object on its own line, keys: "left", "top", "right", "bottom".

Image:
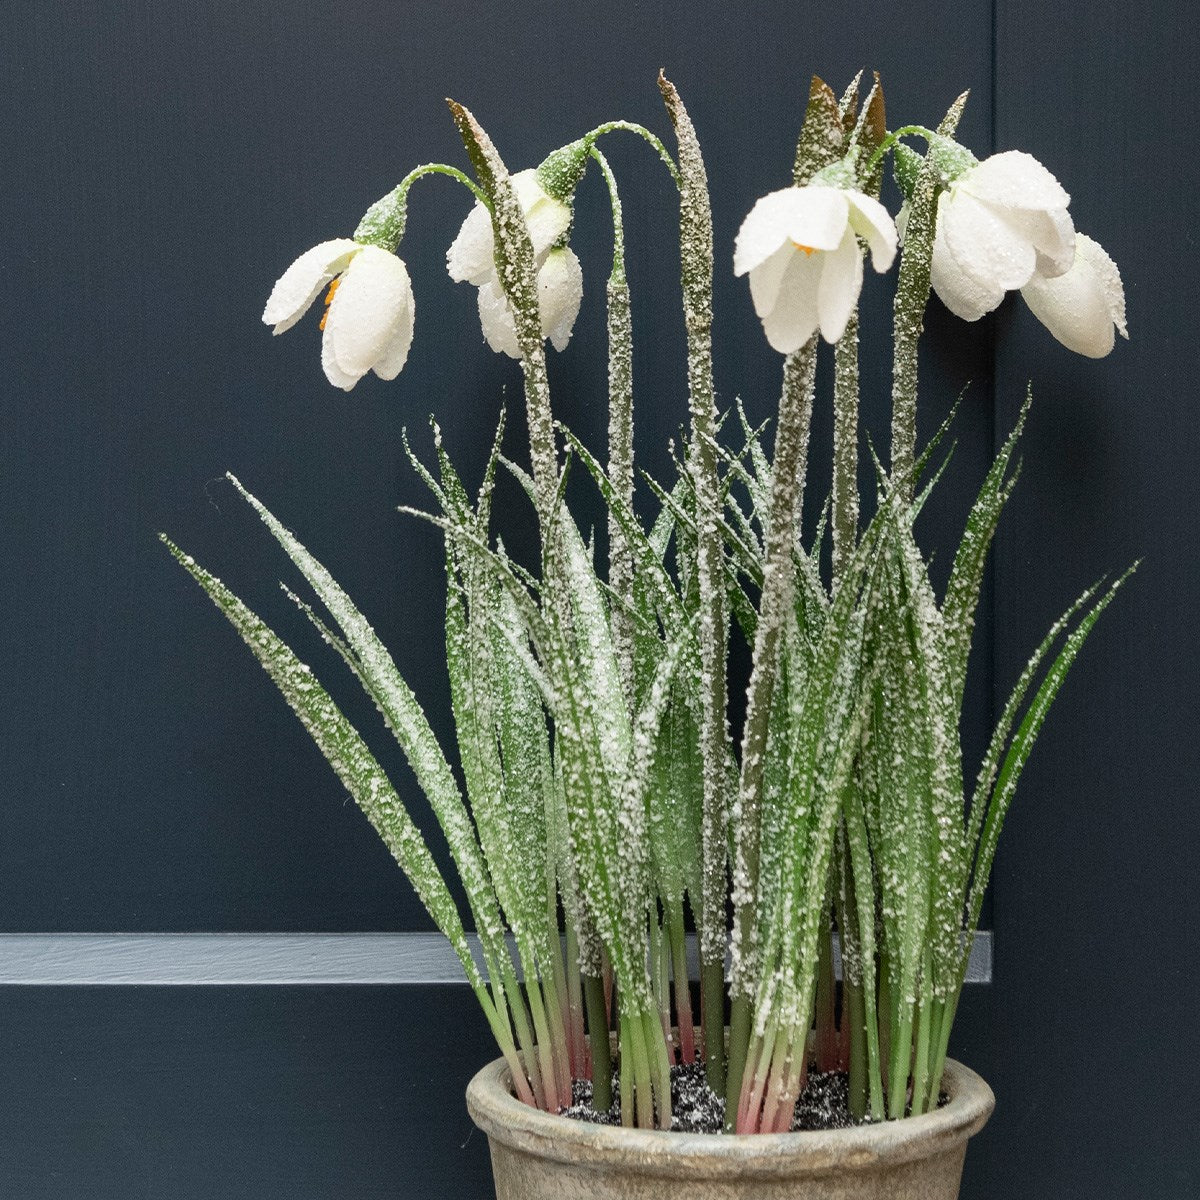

{"left": 163, "top": 69, "right": 1132, "bottom": 1199}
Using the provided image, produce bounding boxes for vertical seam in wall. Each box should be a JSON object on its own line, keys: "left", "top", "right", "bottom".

{"left": 988, "top": 0, "right": 1000, "bottom": 965}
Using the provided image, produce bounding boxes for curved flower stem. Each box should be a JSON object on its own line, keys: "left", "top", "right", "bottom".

{"left": 585, "top": 120, "right": 682, "bottom": 187}
{"left": 860, "top": 124, "right": 940, "bottom": 179}
{"left": 354, "top": 162, "right": 491, "bottom": 251}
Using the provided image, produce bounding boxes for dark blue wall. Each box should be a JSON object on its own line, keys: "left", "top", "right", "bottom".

{"left": 0, "top": 1, "right": 1194, "bottom": 1196}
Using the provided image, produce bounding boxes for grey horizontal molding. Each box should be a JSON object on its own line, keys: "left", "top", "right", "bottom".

{"left": 0, "top": 931, "right": 993, "bottom": 986}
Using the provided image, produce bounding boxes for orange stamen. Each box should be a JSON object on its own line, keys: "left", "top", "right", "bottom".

{"left": 318, "top": 278, "right": 340, "bottom": 331}
{"left": 791, "top": 242, "right": 817, "bottom": 256}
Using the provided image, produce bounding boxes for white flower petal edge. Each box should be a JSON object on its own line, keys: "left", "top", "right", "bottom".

{"left": 735, "top": 184, "right": 898, "bottom": 352}
{"left": 447, "top": 168, "right": 576, "bottom": 357}
{"left": 1020, "top": 233, "right": 1128, "bottom": 358}
{"left": 262, "top": 238, "right": 360, "bottom": 335}
{"left": 324, "top": 247, "right": 416, "bottom": 387}
{"left": 475, "top": 247, "right": 584, "bottom": 360}
{"left": 539, "top": 246, "right": 584, "bottom": 353}
{"left": 930, "top": 149, "right": 1075, "bottom": 322}
{"left": 446, "top": 168, "right": 572, "bottom": 286}
{"left": 263, "top": 240, "right": 415, "bottom": 391}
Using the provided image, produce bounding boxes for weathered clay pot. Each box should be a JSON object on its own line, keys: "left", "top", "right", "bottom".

{"left": 467, "top": 1055, "right": 994, "bottom": 1200}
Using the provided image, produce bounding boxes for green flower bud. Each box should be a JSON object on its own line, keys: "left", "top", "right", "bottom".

{"left": 536, "top": 138, "right": 589, "bottom": 203}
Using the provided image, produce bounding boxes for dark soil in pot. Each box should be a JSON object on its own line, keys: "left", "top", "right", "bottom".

{"left": 561, "top": 1061, "right": 927, "bottom": 1133}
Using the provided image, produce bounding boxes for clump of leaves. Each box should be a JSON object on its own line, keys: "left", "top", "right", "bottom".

{"left": 166, "top": 70, "right": 1132, "bottom": 1132}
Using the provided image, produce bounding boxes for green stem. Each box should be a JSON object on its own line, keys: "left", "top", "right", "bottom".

{"left": 498, "top": 957, "right": 545, "bottom": 1108}
{"left": 585, "top": 120, "right": 682, "bottom": 187}
{"left": 726, "top": 339, "right": 818, "bottom": 1117}
{"left": 584, "top": 972, "right": 613, "bottom": 1113}
{"left": 667, "top": 898, "right": 696, "bottom": 1063}
{"left": 354, "top": 162, "right": 490, "bottom": 252}
{"left": 645, "top": 1008, "right": 674, "bottom": 1129}
{"left": 860, "top": 124, "right": 940, "bottom": 178}
{"left": 618, "top": 1013, "right": 635, "bottom": 1128}
{"left": 888, "top": 96, "right": 967, "bottom": 498}
{"left": 565, "top": 924, "right": 587, "bottom": 1077}
{"left": 845, "top": 973, "right": 868, "bottom": 1119}
{"left": 649, "top": 910, "right": 673, "bottom": 1056}
{"left": 625, "top": 1012, "right": 655, "bottom": 1129}
{"left": 591, "top": 145, "right": 637, "bottom": 701}
{"left": 832, "top": 312, "right": 860, "bottom": 582}
{"left": 887, "top": 995, "right": 914, "bottom": 1120}
{"left": 522, "top": 960, "right": 563, "bottom": 1111}
{"left": 701, "top": 957, "right": 727, "bottom": 1094}
{"left": 659, "top": 76, "right": 730, "bottom": 1091}
{"left": 814, "top": 914, "right": 838, "bottom": 1072}
{"left": 476, "top": 981, "right": 538, "bottom": 1107}
{"left": 911, "top": 948, "right": 934, "bottom": 1116}
{"left": 724, "top": 994, "right": 751, "bottom": 1131}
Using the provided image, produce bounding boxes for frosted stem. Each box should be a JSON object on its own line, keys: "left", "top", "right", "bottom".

{"left": 592, "top": 146, "right": 637, "bottom": 700}
{"left": 832, "top": 312, "right": 860, "bottom": 580}
{"left": 727, "top": 338, "right": 817, "bottom": 1117}
{"left": 659, "top": 72, "right": 730, "bottom": 1094}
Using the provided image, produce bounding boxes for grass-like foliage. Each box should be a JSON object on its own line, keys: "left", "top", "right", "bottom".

{"left": 165, "top": 70, "right": 1133, "bottom": 1131}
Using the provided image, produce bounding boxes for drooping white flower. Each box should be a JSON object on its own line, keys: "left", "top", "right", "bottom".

{"left": 446, "top": 168, "right": 581, "bottom": 357}
{"left": 476, "top": 246, "right": 584, "bottom": 359}
{"left": 733, "top": 184, "right": 897, "bottom": 354}
{"left": 929, "top": 150, "right": 1075, "bottom": 322}
{"left": 447, "top": 168, "right": 572, "bottom": 286}
{"left": 1020, "top": 233, "right": 1128, "bottom": 358}
{"left": 262, "top": 239, "right": 415, "bottom": 391}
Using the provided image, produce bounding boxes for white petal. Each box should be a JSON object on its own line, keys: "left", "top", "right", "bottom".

{"left": 514, "top": 169, "right": 573, "bottom": 260}
{"left": 846, "top": 192, "right": 898, "bottom": 272}
{"left": 784, "top": 186, "right": 851, "bottom": 252}
{"left": 734, "top": 186, "right": 848, "bottom": 276}
{"left": 761, "top": 249, "right": 821, "bottom": 354}
{"left": 1076, "top": 233, "right": 1127, "bottom": 337}
{"left": 734, "top": 189, "right": 800, "bottom": 276}
{"left": 446, "top": 202, "right": 496, "bottom": 285}
{"left": 262, "top": 238, "right": 360, "bottom": 333}
{"left": 959, "top": 150, "right": 1070, "bottom": 212}
{"left": 371, "top": 286, "right": 416, "bottom": 381}
{"left": 930, "top": 197, "right": 1007, "bottom": 321}
{"left": 477, "top": 278, "right": 521, "bottom": 359}
{"left": 941, "top": 190, "right": 1037, "bottom": 291}
{"left": 539, "top": 247, "right": 584, "bottom": 351}
{"left": 1020, "top": 232, "right": 1126, "bottom": 357}
{"left": 322, "top": 328, "right": 361, "bottom": 391}
{"left": 816, "top": 229, "right": 863, "bottom": 343}
{"left": 1026, "top": 206, "right": 1076, "bottom": 277}
{"left": 747, "top": 243, "right": 794, "bottom": 318}
{"left": 326, "top": 247, "right": 414, "bottom": 377}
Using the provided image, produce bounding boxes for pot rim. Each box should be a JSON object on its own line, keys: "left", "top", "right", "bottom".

{"left": 466, "top": 1055, "right": 995, "bottom": 1180}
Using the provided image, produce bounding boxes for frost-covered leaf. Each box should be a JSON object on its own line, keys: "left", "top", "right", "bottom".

{"left": 161, "top": 535, "right": 486, "bottom": 993}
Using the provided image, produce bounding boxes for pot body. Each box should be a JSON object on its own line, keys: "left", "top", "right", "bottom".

{"left": 466, "top": 1056, "right": 994, "bottom": 1200}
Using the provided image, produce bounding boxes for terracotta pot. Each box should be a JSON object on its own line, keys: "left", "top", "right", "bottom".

{"left": 467, "top": 1055, "right": 994, "bottom": 1200}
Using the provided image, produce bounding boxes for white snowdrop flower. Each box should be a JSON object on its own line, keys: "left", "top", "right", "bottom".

{"left": 929, "top": 150, "right": 1075, "bottom": 322}
{"left": 733, "top": 184, "right": 898, "bottom": 354}
{"left": 1020, "top": 232, "right": 1128, "bottom": 358}
{"left": 447, "top": 168, "right": 572, "bottom": 285}
{"left": 475, "top": 246, "right": 584, "bottom": 359}
{"left": 262, "top": 239, "right": 416, "bottom": 391}
{"left": 446, "top": 167, "right": 581, "bottom": 357}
